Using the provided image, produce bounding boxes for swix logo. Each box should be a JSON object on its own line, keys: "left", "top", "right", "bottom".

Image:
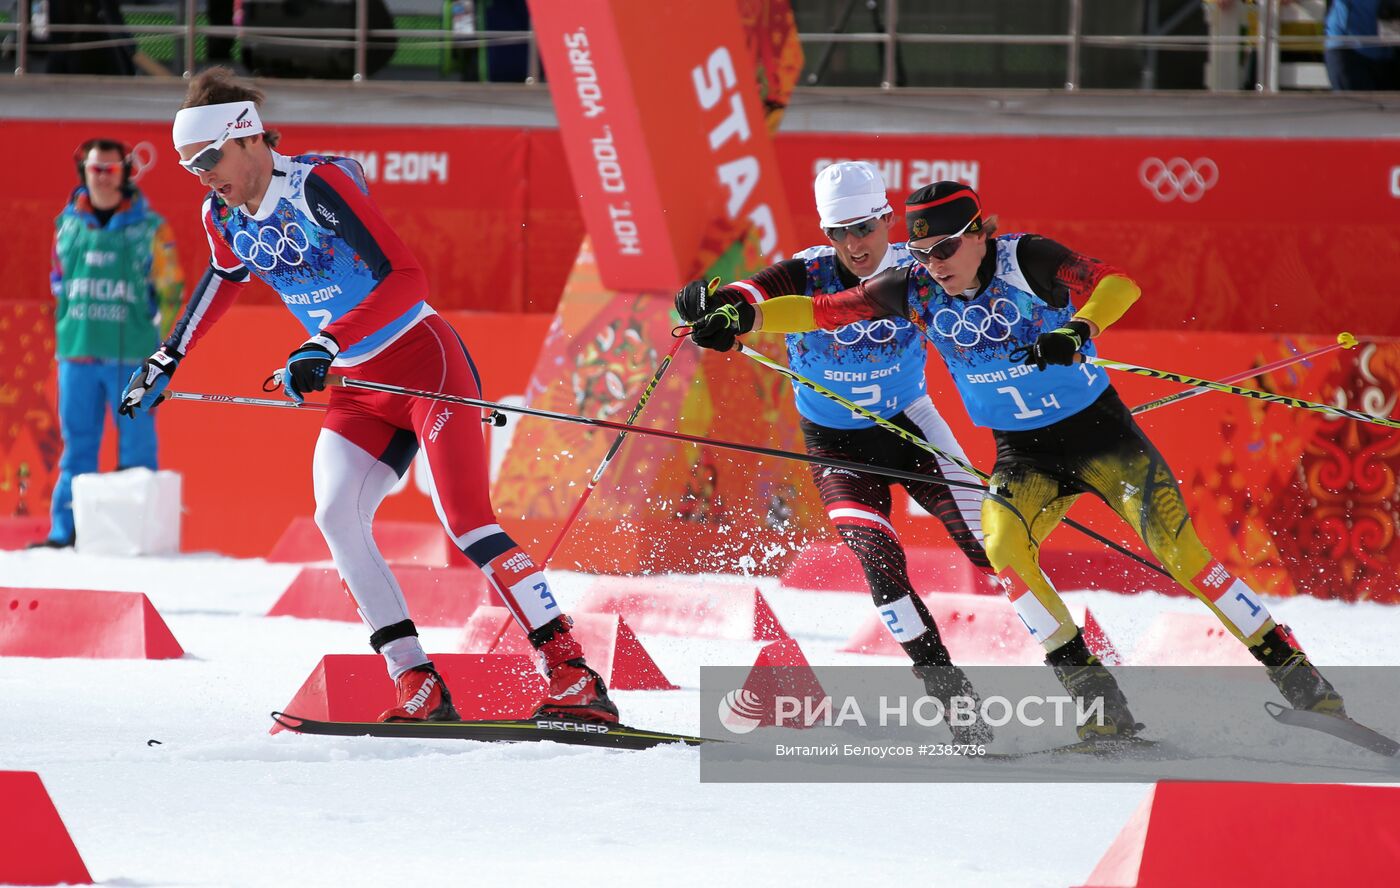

{"left": 536, "top": 719, "right": 609, "bottom": 733}
{"left": 231, "top": 118, "right": 254, "bottom": 131}
{"left": 403, "top": 674, "right": 437, "bottom": 714}
{"left": 315, "top": 203, "right": 339, "bottom": 226}
{"left": 428, "top": 408, "right": 452, "bottom": 442}
{"left": 692, "top": 46, "right": 782, "bottom": 261}
{"left": 1390, "top": 166, "right": 1400, "bottom": 198}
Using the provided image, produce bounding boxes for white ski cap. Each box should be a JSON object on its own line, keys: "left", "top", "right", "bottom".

{"left": 814, "top": 161, "right": 891, "bottom": 228}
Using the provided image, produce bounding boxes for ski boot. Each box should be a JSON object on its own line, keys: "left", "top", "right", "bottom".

{"left": 1249, "top": 625, "right": 1346, "bottom": 717}
{"left": 379, "top": 662, "right": 461, "bottom": 722}
{"left": 531, "top": 617, "right": 620, "bottom": 724}
{"left": 912, "top": 660, "right": 993, "bottom": 745}
{"left": 1045, "top": 632, "right": 1142, "bottom": 740}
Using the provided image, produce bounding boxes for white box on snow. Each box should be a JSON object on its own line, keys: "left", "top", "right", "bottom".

{"left": 73, "top": 467, "right": 182, "bottom": 556}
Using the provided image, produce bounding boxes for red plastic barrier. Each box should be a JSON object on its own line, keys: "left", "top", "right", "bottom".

{"left": 742, "top": 638, "right": 825, "bottom": 728}
{"left": 783, "top": 542, "right": 1175, "bottom": 598}
{"left": 1080, "top": 781, "right": 1400, "bottom": 887}
{"left": 839, "top": 593, "right": 1113, "bottom": 665}
{"left": 272, "top": 653, "right": 544, "bottom": 732}
{"left": 0, "top": 515, "right": 50, "bottom": 550}
{"left": 267, "top": 565, "right": 501, "bottom": 627}
{"left": 0, "top": 771, "right": 92, "bottom": 886}
{"left": 266, "top": 517, "right": 471, "bottom": 567}
{"left": 574, "top": 578, "right": 787, "bottom": 641}
{"left": 1127, "top": 611, "right": 1260, "bottom": 666}
{"left": 0, "top": 587, "right": 183, "bottom": 659}
{"left": 458, "top": 606, "right": 676, "bottom": 691}
{"left": 1083, "top": 609, "right": 1122, "bottom": 666}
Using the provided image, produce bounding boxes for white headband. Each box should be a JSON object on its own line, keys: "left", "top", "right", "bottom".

{"left": 172, "top": 101, "right": 264, "bottom": 149}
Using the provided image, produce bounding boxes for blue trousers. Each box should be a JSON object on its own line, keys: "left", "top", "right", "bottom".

{"left": 48, "top": 359, "right": 158, "bottom": 543}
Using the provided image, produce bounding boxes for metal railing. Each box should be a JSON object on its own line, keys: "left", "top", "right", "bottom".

{"left": 2, "top": 0, "right": 1394, "bottom": 90}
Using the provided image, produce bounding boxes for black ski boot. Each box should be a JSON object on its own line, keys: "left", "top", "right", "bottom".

{"left": 912, "top": 660, "right": 993, "bottom": 745}
{"left": 1249, "top": 625, "right": 1346, "bottom": 717}
{"left": 1045, "top": 632, "right": 1142, "bottom": 740}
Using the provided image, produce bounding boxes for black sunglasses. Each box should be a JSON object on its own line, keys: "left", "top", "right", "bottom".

{"left": 179, "top": 109, "right": 250, "bottom": 176}
{"left": 908, "top": 216, "right": 976, "bottom": 262}
{"left": 823, "top": 216, "right": 882, "bottom": 242}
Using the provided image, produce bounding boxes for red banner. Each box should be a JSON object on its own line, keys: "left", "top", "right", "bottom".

{"left": 0, "top": 120, "right": 583, "bottom": 316}
{"left": 6, "top": 121, "right": 1399, "bottom": 335}
{"left": 529, "top": 0, "right": 797, "bottom": 290}
{"left": 773, "top": 133, "right": 1400, "bottom": 335}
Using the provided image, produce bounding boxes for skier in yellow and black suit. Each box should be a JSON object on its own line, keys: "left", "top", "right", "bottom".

{"left": 687, "top": 181, "right": 1345, "bottom": 739}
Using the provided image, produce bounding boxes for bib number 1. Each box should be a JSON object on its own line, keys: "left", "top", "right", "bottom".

{"left": 996, "top": 384, "right": 1065, "bottom": 420}
{"left": 996, "top": 385, "right": 1044, "bottom": 421}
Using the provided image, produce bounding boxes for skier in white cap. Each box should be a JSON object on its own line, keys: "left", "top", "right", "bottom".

{"left": 674, "top": 162, "right": 995, "bottom": 744}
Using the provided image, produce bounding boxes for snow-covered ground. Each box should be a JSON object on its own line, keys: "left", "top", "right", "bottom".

{"left": 3, "top": 549, "right": 1398, "bottom": 887}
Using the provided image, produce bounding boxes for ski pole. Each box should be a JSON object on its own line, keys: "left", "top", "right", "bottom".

{"left": 1129, "top": 332, "right": 1358, "bottom": 416}
{"left": 164, "top": 387, "right": 500, "bottom": 425}
{"left": 317, "top": 373, "right": 994, "bottom": 494}
{"left": 183, "top": 368, "right": 992, "bottom": 492}
{"left": 164, "top": 390, "right": 327, "bottom": 411}
{"left": 541, "top": 335, "right": 687, "bottom": 568}
{"left": 1088, "top": 350, "right": 1400, "bottom": 430}
{"left": 732, "top": 343, "right": 1171, "bottom": 580}
{"left": 737, "top": 342, "right": 985, "bottom": 477}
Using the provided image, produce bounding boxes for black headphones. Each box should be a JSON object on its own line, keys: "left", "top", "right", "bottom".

{"left": 74, "top": 138, "right": 134, "bottom": 193}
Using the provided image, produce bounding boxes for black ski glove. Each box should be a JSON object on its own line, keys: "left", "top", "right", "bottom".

{"left": 675, "top": 279, "right": 711, "bottom": 323}
{"left": 283, "top": 332, "right": 339, "bottom": 404}
{"left": 690, "top": 302, "right": 755, "bottom": 353}
{"left": 1010, "top": 320, "right": 1092, "bottom": 371}
{"left": 119, "top": 348, "right": 181, "bottom": 417}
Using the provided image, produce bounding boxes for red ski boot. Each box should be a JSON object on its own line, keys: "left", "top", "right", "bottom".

{"left": 530, "top": 619, "right": 620, "bottom": 723}
{"left": 379, "top": 663, "right": 461, "bottom": 722}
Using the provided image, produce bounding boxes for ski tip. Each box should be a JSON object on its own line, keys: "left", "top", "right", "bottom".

{"left": 270, "top": 711, "right": 305, "bottom": 731}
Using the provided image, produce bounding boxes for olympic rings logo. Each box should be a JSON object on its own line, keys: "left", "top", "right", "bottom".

{"left": 931, "top": 297, "right": 1021, "bottom": 347}
{"left": 827, "top": 317, "right": 911, "bottom": 345}
{"left": 232, "top": 221, "right": 311, "bottom": 271}
{"left": 128, "top": 141, "right": 157, "bottom": 183}
{"left": 1139, "top": 157, "right": 1219, "bottom": 203}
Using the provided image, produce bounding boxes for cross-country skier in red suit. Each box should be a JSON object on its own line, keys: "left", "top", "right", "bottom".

{"left": 119, "top": 68, "right": 619, "bottom": 724}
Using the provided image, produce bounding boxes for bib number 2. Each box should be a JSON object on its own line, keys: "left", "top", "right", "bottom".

{"left": 850, "top": 384, "right": 881, "bottom": 420}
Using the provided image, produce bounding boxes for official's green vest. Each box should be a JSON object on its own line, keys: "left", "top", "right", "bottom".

{"left": 53, "top": 191, "right": 166, "bottom": 362}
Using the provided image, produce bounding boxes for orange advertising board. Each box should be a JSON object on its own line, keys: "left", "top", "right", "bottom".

{"left": 529, "top": 0, "right": 797, "bottom": 290}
